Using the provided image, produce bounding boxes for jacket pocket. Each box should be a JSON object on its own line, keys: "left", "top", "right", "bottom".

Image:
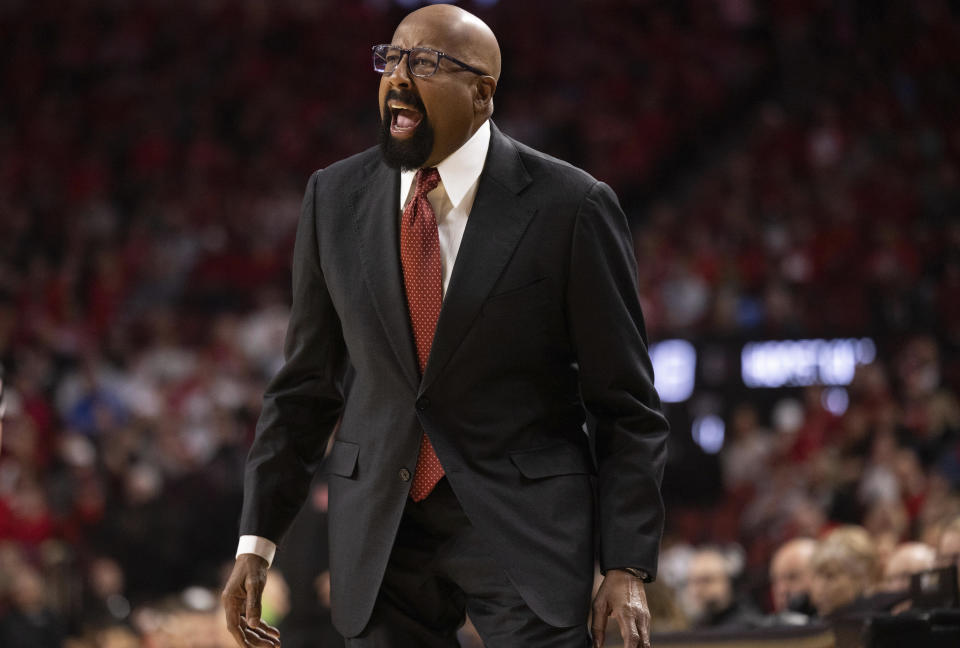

{"left": 509, "top": 442, "right": 592, "bottom": 479}
{"left": 324, "top": 440, "right": 359, "bottom": 478}
{"left": 482, "top": 277, "right": 548, "bottom": 317}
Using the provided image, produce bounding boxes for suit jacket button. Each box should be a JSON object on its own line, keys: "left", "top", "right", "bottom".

{"left": 415, "top": 397, "right": 431, "bottom": 411}
{"left": 399, "top": 468, "right": 411, "bottom": 482}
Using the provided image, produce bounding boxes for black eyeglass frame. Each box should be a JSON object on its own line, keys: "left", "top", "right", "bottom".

{"left": 372, "top": 44, "right": 489, "bottom": 78}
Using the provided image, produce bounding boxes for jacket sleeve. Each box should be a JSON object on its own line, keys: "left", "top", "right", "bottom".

{"left": 239, "top": 170, "right": 348, "bottom": 543}
{"left": 566, "top": 181, "right": 669, "bottom": 579}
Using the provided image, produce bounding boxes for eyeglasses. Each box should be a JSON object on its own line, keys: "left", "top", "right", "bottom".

{"left": 372, "top": 44, "right": 488, "bottom": 78}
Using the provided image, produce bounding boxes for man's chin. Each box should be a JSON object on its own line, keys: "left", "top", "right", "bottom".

{"left": 379, "top": 125, "right": 433, "bottom": 171}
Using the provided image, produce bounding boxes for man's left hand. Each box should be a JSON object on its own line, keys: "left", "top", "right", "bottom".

{"left": 591, "top": 569, "right": 652, "bottom": 648}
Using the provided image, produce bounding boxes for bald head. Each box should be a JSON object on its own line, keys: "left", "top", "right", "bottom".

{"left": 378, "top": 4, "right": 500, "bottom": 168}
{"left": 397, "top": 4, "right": 501, "bottom": 81}
{"left": 880, "top": 542, "right": 935, "bottom": 593}
{"left": 770, "top": 538, "right": 816, "bottom": 613}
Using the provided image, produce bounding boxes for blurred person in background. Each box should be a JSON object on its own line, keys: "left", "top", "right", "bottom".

{"left": 0, "top": 563, "right": 66, "bottom": 648}
{"left": 643, "top": 580, "right": 689, "bottom": 633}
{"left": 809, "top": 526, "right": 878, "bottom": 618}
{"left": 879, "top": 541, "right": 935, "bottom": 593}
{"left": 936, "top": 515, "right": 960, "bottom": 572}
{"left": 222, "top": 4, "right": 667, "bottom": 648}
{"left": 0, "top": 363, "right": 5, "bottom": 450}
{"left": 769, "top": 537, "right": 817, "bottom": 615}
{"left": 684, "top": 546, "right": 760, "bottom": 629}
{"left": 81, "top": 556, "right": 132, "bottom": 631}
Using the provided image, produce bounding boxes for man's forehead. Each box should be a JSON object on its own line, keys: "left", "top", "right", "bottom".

{"left": 392, "top": 19, "right": 455, "bottom": 49}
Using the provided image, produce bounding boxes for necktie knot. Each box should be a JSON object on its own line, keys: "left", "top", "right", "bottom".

{"left": 415, "top": 167, "right": 440, "bottom": 197}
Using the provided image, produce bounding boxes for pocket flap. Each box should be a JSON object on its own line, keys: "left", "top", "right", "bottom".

{"left": 324, "top": 440, "right": 359, "bottom": 478}
{"left": 509, "top": 443, "right": 591, "bottom": 479}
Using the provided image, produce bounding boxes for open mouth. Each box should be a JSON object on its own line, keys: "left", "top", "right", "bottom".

{"left": 389, "top": 102, "right": 424, "bottom": 138}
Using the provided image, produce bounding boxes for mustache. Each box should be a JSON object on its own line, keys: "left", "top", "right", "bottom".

{"left": 384, "top": 89, "right": 426, "bottom": 114}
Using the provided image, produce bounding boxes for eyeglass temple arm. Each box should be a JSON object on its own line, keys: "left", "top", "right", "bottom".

{"left": 438, "top": 52, "right": 489, "bottom": 77}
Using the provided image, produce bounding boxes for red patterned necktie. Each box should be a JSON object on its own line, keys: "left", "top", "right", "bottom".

{"left": 400, "top": 167, "right": 446, "bottom": 502}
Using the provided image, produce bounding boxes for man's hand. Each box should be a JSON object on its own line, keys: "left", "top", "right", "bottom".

{"left": 222, "top": 554, "right": 282, "bottom": 647}
{"left": 591, "top": 569, "right": 652, "bottom": 648}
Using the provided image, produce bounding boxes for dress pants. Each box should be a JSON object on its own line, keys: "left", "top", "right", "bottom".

{"left": 344, "top": 478, "right": 590, "bottom": 648}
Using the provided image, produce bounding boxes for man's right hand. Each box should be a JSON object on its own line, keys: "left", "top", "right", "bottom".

{"left": 222, "top": 554, "right": 282, "bottom": 647}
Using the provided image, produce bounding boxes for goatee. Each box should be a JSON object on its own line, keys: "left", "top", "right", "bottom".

{"left": 379, "top": 92, "right": 434, "bottom": 171}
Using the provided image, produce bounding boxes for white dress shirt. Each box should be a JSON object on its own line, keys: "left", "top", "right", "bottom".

{"left": 237, "top": 120, "right": 492, "bottom": 566}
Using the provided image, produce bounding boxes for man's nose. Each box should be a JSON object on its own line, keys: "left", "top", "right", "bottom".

{"left": 385, "top": 53, "right": 412, "bottom": 87}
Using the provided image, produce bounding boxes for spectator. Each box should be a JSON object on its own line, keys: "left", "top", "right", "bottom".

{"left": 769, "top": 537, "right": 817, "bottom": 614}
{"left": 684, "top": 546, "right": 761, "bottom": 629}
{"left": 809, "top": 526, "right": 878, "bottom": 618}
{"left": 879, "top": 542, "right": 936, "bottom": 593}
{"left": 0, "top": 564, "right": 65, "bottom": 648}
{"left": 936, "top": 515, "right": 960, "bottom": 571}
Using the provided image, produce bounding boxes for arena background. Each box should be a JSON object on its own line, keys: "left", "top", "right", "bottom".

{"left": 0, "top": 0, "right": 958, "bottom": 646}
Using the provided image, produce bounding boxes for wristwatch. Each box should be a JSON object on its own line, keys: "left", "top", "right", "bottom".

{"left": 620, "top": 567, "right": 651, "bottom": 582}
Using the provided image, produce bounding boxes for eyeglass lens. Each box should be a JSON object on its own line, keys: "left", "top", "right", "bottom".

{"left": 373, "top": 46, "right": 439, "bottom": 77}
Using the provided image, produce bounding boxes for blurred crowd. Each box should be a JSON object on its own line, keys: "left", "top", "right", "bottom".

{"left": 0, "top": 0, "right": 959, "bottom": 646}
{"left": 634, "top": 1, "right": 960, "bottom": 344}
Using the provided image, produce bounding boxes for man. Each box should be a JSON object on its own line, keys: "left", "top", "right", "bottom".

{"left": 879, "top": 542, "right": 935, "bottom": 593}
{"left": 937, "top": 515, "right": 960, "bottom": 571}
{"left": 222, "top": 5, "right": 668, "bottom": 648}
{"left": 808, "top": 526, "right": 877, "bottom": 618}
{"left": 684, "top": 547, "right": 760, "bottom": 629}
{"left": 769, "top": 537, "right": 816, "bottom": 614}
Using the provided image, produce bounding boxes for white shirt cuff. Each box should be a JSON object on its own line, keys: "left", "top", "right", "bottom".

{"left": 236, "top": 535, "right": 277, "bottom": 568}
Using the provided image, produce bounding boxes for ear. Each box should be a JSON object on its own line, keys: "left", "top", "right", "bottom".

{"left": 473, "top": 76, "right": 496, "bottom": 113}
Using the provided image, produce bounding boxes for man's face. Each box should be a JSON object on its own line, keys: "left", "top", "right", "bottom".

{"left": 770, "top": 547, "right": 813, "bottom": 612}
{"left": 686, "top": 552, "right": 733, "bottom": 620}
{"left": 810, "top": 559, "right": 863, "bottom": 616}
{"left": 937, "top": 530, "right": 960, "bottom": 571}
{"left": 378, "top": 18, "right": 479, "bottom": 170}
{"left": 880, "top": 544, "right": 935, "bottom": 593}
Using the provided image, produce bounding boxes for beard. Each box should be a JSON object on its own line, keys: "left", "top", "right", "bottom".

{"left": 378, "top": 90, "right": 434, "bottom": 171}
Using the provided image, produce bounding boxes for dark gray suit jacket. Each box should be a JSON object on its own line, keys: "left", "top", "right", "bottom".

{"left": 240, "top": 123, "right": 668, "bottom": 637}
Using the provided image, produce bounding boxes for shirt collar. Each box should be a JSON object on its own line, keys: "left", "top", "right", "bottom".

{"left": 399, "top": 119, "right": 491, "bottom": 209}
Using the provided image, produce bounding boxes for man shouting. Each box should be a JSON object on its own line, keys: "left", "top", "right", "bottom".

{"left": 222, "top": 5, "right": 668, "bottom": 647}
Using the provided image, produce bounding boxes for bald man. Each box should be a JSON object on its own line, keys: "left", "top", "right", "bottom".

{"left": 769, "top": 538, "right": 816, "bottom": 614}
{"left": 880, "top": 542, "right": 936, "bottom": 593}
{"left": 222, "top": 6, "right": 667, "bottom": 648}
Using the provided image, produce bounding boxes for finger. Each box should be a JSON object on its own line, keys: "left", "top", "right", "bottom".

{"left": 591, "top": 598, "right": 609, "bottom": 648}
{"left": 591, "top": 618, "right": 606, "bottom": 648}
{"left": 241, "top": 624, "right": 279, "bottom": 647}
{"left": 223, "top": 594, "right": 247, "bottom": 647}
{"left": 591, "top": 626, "right": 605, "bottom": 648}
{"left": 244, "top": 578, "right": 264, "bottom": 628}
{"left": 615, "top": 612, "right": 641, "bottom": 648}
{"left": 256, "top": 621, "right": 281, "bottom": 638}
{"left": 245, "top": 621, "right": 281, "bottom": 647}
{"left": 639, "top": 611, "right": 652, "bottom": 648}
{"left": 227, "top": 623, "right": 249, "bottom": 648}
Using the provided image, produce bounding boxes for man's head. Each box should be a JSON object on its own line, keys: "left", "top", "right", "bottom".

{"left": 377, "top": 4, "right": 499, "bottom": 170}
{"left": 809, "top": 526, "right": 877, "bottom": 616}
{"left": 770, "top": 537, "right": 817, "bottom": 613}
{"left": 685, "top": 547, "right": 735, "bottom": 624}
{"left": 880, "top": 542, "right": 935, "bottom": 593}
{"left": 936, "top": 516, "right": 960, "bottom": 571}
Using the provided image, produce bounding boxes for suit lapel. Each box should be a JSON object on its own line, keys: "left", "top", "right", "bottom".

{"left": 420, "top": 124, "right": 535, "bottom": 394}
{"left": 352, "top": 157, "right": 420, "bottom": 390}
